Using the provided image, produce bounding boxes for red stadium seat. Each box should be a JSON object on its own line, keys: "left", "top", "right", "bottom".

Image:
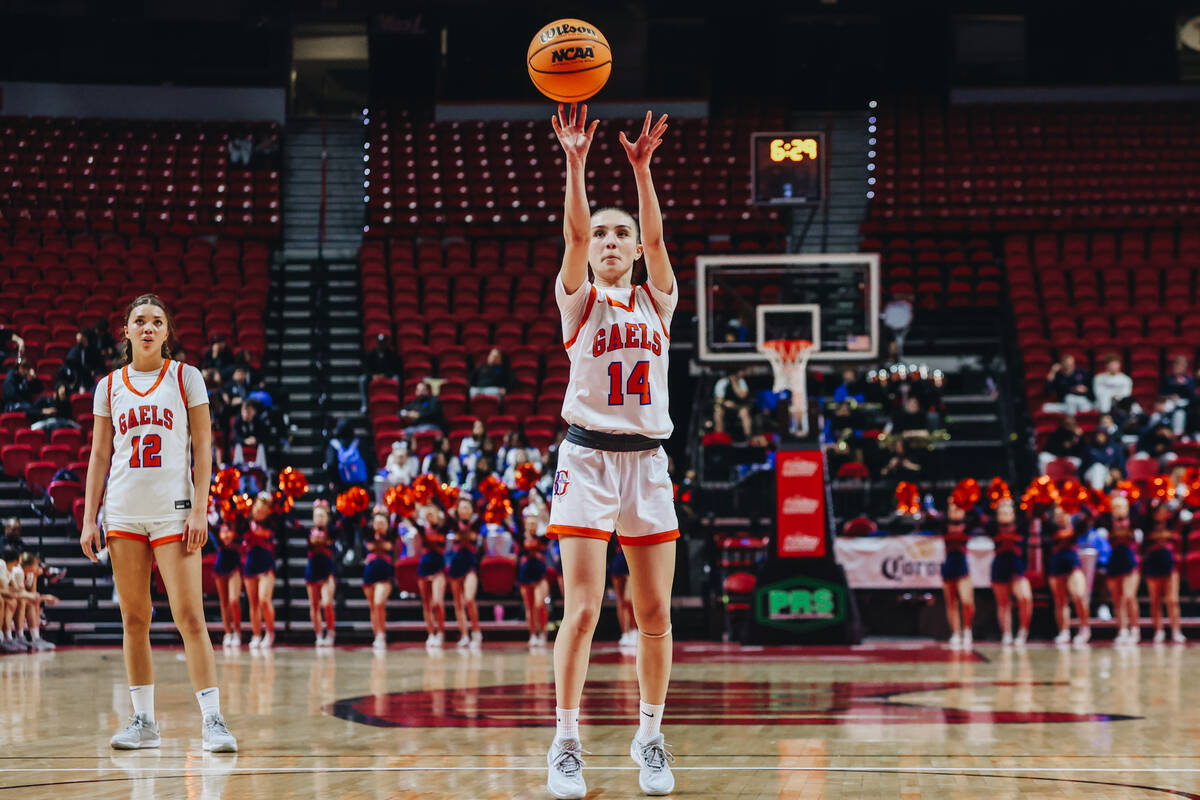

{"left": 478, "top": 556, "right": 517, "bottom": 595}
{"left": 48, "top": 480, "right": 83, "bottom": 516}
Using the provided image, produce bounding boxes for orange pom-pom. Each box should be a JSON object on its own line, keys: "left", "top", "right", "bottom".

{"left": 1056, "top": 479, "right": 1089, "bottom": 515}
{"left": 271, "top": 490, "right": 294, "bottom": 515}
{"left": 951, "top": 478, "right": 981, "bottom": 510}
{"left": 1020, "top": 475, "right": 1060, "bottom": 511}
{"left": 212, "top": 467, "right": 241, "bottom": 502}
{"left": 439, "top": 483, "right": 461, "bottom": 509}
{"left": 412, "top": 473, "right": 439, "bottom": 505}
{"left": 478, "top": 475, "right": 507, "bottom": 502}
{"left": 348, "top": 486, "right": 370, "bottom": 514}
{"left": 894, "top": 481, "right": 920, "bottom": 515}
{"left": 515, "top": 462, "right": 540, "bottom": 492}
{"left": 278, "top": 466, "right": 309, "bottom": 499}
{"left": 384, "top": 485, "right": 415, "bottom": 517}
{"left": 483, "top": 496, "right": 514, "bottom": 525}
{"left": 987, "top": 477, "right": 1011, "bottom": 508}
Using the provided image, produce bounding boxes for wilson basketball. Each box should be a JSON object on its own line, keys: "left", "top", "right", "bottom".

{"left": 527, "top": 18, "right": 611, "bottom": 103}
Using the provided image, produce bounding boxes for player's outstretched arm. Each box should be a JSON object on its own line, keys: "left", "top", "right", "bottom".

{"left": 552, "top": 103, "right": 599, "bottom": 295}
{"left": 620, "top": 110, "right": 673, "bottom": 294}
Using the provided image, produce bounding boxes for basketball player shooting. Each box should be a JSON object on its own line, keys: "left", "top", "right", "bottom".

{"left": 544, "top": 104, "right": 678, "bottom": 799}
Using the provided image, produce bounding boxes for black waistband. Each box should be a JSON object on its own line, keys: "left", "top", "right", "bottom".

{"left": 566, "top": 424, "right": 662, "bottom": 452}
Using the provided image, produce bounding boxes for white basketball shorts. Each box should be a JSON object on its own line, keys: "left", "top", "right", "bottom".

{"left": 546, "top": 441, "right": 679, "bottom": 545}
{"left": 105, "top": 518, "right": 188, "bottom": 548}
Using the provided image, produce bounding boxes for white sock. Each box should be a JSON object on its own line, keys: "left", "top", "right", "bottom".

{"left": 196, "top": 687, "right": 220, "bottom": 719}
{"left": 555, "top": 707, "right": 579, "bottom": 742}
{"left": 130, "top": 685, "right": 155, "bottom": 722}
{"left": 30, "top": 626, "right": 40, "bottom": 641}
{"left": 637, "top": 701, "right": 665, "bottom": 742}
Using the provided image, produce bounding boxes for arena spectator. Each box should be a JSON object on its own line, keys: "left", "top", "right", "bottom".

{"left": 1163, "top": 356, "right": 1195, "bottom": 402}
{"left": 463, "top": 455, "right": 499, "bottom": 496}
{"left": 3, "top": 362, "right": 40, "bottom": 413}
{"left": 0, "top": 327, "right": 25, "bottom": 360}
{"left": 225, "top": 365, "right": 253, "bottom": 407}
{"left": 1137, "top": 412, "right": 1176, "bottom": 461}
{"left": 422, "top": 438, "right": 463, "bottom": 485}
{"left": 879, "top": 439, "right": 923, "bottom": 485}
{"left": 458, "top": 419, "right": 486, "bottom": 464}
{"left": 1044, "top": 354, "right": 1093, "bottom": 414}
{"left": 713, "top": 368, "right": 754, "bottom": 440}
{"left": 16, "top": 552, "right": 56, "bottom": 650}
{"left": 60, "top": 329, "right": 103, "bottom": 392}
{"left": 833, "top": 368, "right": 865, "bottom": 404}
{"left": 1093, "top": 356, "right": 1133, "bottom": 414}
{"left": 202, "top": 334, "right": 236, "bottom": 378}
{"left": 326, "top": 419, "right": 369, "bottom": 493}
{"left": 469, "top": 348, "right": 513, "bottom": 399}
{"left": 4, "top": 519, "right": 22, "bottom": 552}
{"left": 30, "top": 384, "right": 77, "bottom": 432}
{"left": 359, "top": 333, "right": 401, "bottom": 414}
{"left": 1039, "top": 415, "right": 1083, "bottom": 474}
{"left": 1081, "top": 429, "right": 1125, "bottom": 490}
{"left": 88, "top": 318, "right": 117, "bottom": 367}
{"left": 401, "top": 380, "right": 444, "bottom": 434}
{"left": 889, "top": 395, "right": 932, "bottom": 437}
{"left": 230, "top": 400, "right": 270, "bottom": 472}
{"left": 374, "top": 439, "right": 422, "bottom": 503}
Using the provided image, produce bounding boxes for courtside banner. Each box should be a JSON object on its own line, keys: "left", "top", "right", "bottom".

{"left": 775, "top": 450, "right": 827, "bottom": 558}
{"left": 834, "top": 535, "right": 995, "bottom": 589}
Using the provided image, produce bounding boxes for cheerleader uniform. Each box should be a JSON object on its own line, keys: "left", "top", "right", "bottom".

{"left": 989, "top": 520, "right": 1026, "bottom": 583}
{"left": 940, "top": 517, "right": 970, "bottom": 582}
{"left": 1049, "top": 524, "right": 1082, "bottom": 576}
{"left": 305, "top": 526, "right": 335, "bottom": 584}
{"left": 1142, "top": 524, "right": 1178, "bottom": 578}
{"left": 417, "top": 525, "right": 447, "bottom": 577}
{"left": 214, "top": 530, "right": 242, "bottom": 577}
{"left": 1105, "top": 514, "right": 1139, "bottom": 578}
{"left": 363, "top": 534, "right": 394, "bottom": 586}
{"left": 447, "top": 518, "right": 481, "bottom": 579}
{"left": 518, "top": 536, "right": 548, "bottom": 585}
{"left": 243, "top": 520, "right": 276, "bottom": 577}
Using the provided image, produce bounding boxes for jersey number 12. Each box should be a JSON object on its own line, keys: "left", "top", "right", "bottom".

{"left": 128, "top": 434, "right": 163, "bottom": 469}
{"left": 607, "top": 361, "right": 651, "bottom": 406}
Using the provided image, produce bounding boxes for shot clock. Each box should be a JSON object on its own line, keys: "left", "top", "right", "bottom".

{"left": 750, "top": 131, "right": 824, "bottom": 206}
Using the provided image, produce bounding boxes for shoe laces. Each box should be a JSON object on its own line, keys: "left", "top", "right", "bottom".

{"left": 552, "top": 740, "right": 589, "bottom": 777}
{"left": 638, "top": 739, "right": 675, "bottom": 771}
{"left": 204, "top": 714, "right": 231, "bottom": 735}
{"left": 122, "top": 714, "right": 152, "bottom": 733}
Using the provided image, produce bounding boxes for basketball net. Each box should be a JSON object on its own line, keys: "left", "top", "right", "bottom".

{"left": 759, "top": 339, "right": 813, "bottom": 438}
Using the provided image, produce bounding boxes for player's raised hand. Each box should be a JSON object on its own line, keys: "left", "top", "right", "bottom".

{"left": 551, "top": 103, "right": 600, "bottom": 165}
{"left": 619, "top": 110, "right": 668, "bottom": 170}
{"left": 80, "top": 521, "right": 101, "bottom": 562}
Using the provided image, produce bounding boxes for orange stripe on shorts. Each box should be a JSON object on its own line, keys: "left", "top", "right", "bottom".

{"left": 546, "top": 524, "right": 612, "bottom": 542}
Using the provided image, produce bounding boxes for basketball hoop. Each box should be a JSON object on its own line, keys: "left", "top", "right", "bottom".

{"left": 759, "top": 339, "right": 813, "bottom": 437}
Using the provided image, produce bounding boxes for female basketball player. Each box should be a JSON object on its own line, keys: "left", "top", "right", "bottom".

{"left": 1143, "top": 500, "right": 1185, "bottom": 644}
{"left": 362, "top": 506, "right": 394, "bottom": 650}
{"left": 306, "top": 500, "right": 337, "bottom": 647}
{"left": 242, "top": 493, "right": 277, "bottom": 649}
{"left": 447, "top": 497, "right": 483, "bottom": 649}
{"left": 213, "top": 522, "right": 243, "bottom": 648}
{"left": 940, "top": 500, "right": 975, "bottom": 649}
{"left": 1099, "top": 494, "right": 1140, "bottom": 644}
{"left": 417, "top": 506, "right": 447, "bottom": 649}
{"left": 518, "top": 511, "right": 550, "bottom": 648}
{"left": 989, "top": 497, "right": 1032, "bottom": 646}
{"left": 79, "top": 294, "right": 237, "bottom": 752}
{"left": 545, "top": 104, "right": 677, "bottom": 799}
{"left": 1047, "top": 504, "right": 1090, "bottom": 646}
{"left": 612, "top": 542, "right": 637, "bottom": 648}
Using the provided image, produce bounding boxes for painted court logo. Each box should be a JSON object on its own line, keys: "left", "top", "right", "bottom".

{"left": 554, "top": 470, "right": 570, "bottom": 496}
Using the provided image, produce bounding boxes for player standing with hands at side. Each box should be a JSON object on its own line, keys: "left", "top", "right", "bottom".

{"left": 545, "top": 104, "right": 678, "bottom": 799}
{"left": 80, "top": 294, "right": 237, "bottom": 753}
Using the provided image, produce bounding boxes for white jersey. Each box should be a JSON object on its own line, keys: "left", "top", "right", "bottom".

{"left": 556, "top": 276, "right": 677, "bottom": 439}
{"left": 94, "top": 360, "right": 208, "bottom": 522}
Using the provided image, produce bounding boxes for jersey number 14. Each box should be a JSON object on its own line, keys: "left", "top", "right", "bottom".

{"left": 607, "top": 361, "right": 651, "bottom": 406}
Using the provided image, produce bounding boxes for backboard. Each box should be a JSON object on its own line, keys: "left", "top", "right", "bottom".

{"left": 696, "top": 253, "right": 881, "bottom": 364}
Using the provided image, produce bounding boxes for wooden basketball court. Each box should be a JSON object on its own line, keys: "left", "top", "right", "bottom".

{"left": 2, "top": 640, "right": 1197, "bottom": 798}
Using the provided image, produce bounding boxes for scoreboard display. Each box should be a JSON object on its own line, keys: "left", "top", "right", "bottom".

{"left": 750, "top": 132, "right": 824, "bottom": 207}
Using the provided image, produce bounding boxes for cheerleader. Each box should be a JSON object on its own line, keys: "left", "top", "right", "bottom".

{"left": 363, "top": 506, "right": 395, "bottom": 650}
{"left": 242, "top": 493, "right": 277, "bottom": 650}
{"left": 612, "top": 542, "right": 637, "bottom": 648}
{"left": 988, "top": 497, "right": 1031, "bottom": 646}
{"left": 518, "top": 511, "right": 550, "bottom": 648}
{"left": 447, "top": 498, "right": 483, "bottom": 650}
{"left": 305, "top": 500, "right": 337, "bottom": 647}
{"left": 417, "top": 506, "right": 448, "bottom": 649}
{"left": 1099, "top": 494, "right": 1140, "bottom": 644}
{"left": 1143, "top": 499, "right": 1185, "bottom": 644}
{"left": 940, "top": 500, "right": 975, "bottom": 649}
{"left": 213, "top": 522, "right": 243, "bottom": 648}
{"left": 1047, "top": 504, "right": 1090, "bottom": 645}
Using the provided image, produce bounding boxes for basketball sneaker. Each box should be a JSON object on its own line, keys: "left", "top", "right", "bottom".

{"left": 222, "top": 633, "right": 232, "bottom": 647}
{"left": 1072, "top": 627, "right": 1090, "bottom": 646}
{"left": 546, "top": 737, "right": 588, "bottom": 799}
{"left": 110, "top": 713, "right": 161, "bottom": 750}
{"left": 456, "top": 633, "right": 471, "bottom": 650}
{"left": 202, "top": 714, "right": 238, "bottom": 753}
{"left": 324, "top": 630, "right": 336, "bottom": 647}
{"left": 1014, "top": 628, "right": 1028, "bottom": 647}
{"left": 373, "top": 633, "right": 387, "bottom": 650}
{"left": 961, "top": 630, "right": 973, "bottom": 650}
{"left": 947, "top": 632, "right": 962, "bottom": 649}
{"left": 260, "top": 633, "right": 273, "bottom": 650}
{"left": 470, "top": 631, "right": 483, "bottom": 650}
{"left": 1154, "top": 628, "right": 1166, "bottom": 644}
{"left": 1001, "top": 631, "right": 1013, "bottom": 646}
{"left": 1173, "top": 630, "right": 1187, "bottom": 645}
{"left": 1129, "top": 627, "right": 1140, "bottom": 644}
{"left": 630, "top": 733, "right": 675, "bottom": 796}
{"left": 1054, "top": 629, "right": 1071, "bottom": 645}
{"left": 248, "top": 635, "right": 262, "bottom": 650}
{"left": 31, "top": 637, "right": 54, "bottom": 651}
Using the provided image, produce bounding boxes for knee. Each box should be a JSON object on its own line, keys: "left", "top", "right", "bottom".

{"left": 121, "top": 604, "right": 152, "bottom": 633}
{"left": 634, "top": 600, "right": 672, "bottom": 634}
{"left": 175, "top": 608, "right": 207, "bottom": 639}
{"left": 564, "top": 598, "right": 603, "bottom": 632}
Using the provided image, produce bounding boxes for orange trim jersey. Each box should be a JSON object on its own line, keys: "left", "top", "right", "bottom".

{"left": 555, "top": 276, "right": 678, "bottom": 439}
{"left": 93, "top": 360, "right": 209, "bottom": 522}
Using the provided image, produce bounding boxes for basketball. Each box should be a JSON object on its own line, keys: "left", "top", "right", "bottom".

{"left": 527, "top": 18, "right": 611, "bottom": 103}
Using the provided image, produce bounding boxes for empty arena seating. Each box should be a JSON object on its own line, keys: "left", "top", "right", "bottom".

{"left": 864, "top": 101, "right": 1200, "bottom": 309}
{"left": 361, "top": 110, "right": 790, "bottom": 459}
